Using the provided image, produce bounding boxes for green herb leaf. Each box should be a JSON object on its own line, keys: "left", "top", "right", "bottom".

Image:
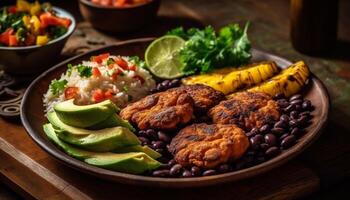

{"left": 67, "top": 63, "right": 73, "bottom": 76}
{"left": 77, "top": 64, "right": 92, "bottom": 78}
{"left": 167, "top": 23, "right": 251, "bottom": 74}
{"left": 123, "top": 86, "right": 129, "bottom": 92}
{"left": 129, "top": 56, "right": 146, "bottom": 68}
{"left": 106, "top": 58, "right": 115, "bottom": 66}
{"left": 50, "top": 79, "right": 67, "bottom": 95}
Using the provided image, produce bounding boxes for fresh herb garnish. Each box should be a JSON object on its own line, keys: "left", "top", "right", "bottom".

{"left": 67, "top": 63, "right": 73, "bottom": 76}
{"left": 48, "top": 26, "right": 67, "bottom": 39}
{"left": 49, "top": 79, "right": 67, "bottom": 95}
{"left": 77, "top": 64, "right": 92, "bottom": 78}
{"left": 106, "top": 58, "right": 115, "bottom": 66}
{"left": 123, "top": 86, "right": 129, "bottom": 92}
{"left": 129, "top": 56, "right": 146, "bottom": 68}
{"left": 167, "top": 23, "right": 251, "bottom": 74}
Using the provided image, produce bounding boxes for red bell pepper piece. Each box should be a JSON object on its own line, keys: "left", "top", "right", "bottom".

{"left": 92, "top": 67, "right": 102, "bottom": 77}
{"left": 9, "top": 35, "right": 18, "bottom": 46}
{"left": 0, "top": 28, "right": 14, "bottom": 46}
{"left": 92, "top": 89, "right": 105, "bottom": 103}
{"left": 64, "top": 87, "right": 79, "bottom": 100}
{"left": 115, "top": 57, "right": 129, "bottom": 70}
{"left": 40, "top": 12, "right": 72, "bottom": 29}
{"left": 91, "top": 53, "right": 110, "bottom": 64}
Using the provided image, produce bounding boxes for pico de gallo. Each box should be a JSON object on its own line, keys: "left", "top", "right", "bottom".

{"left": 0, "top": 0, "right": 72, "bottom": 47}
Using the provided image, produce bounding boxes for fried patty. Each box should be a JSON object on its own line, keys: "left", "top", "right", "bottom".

{"left": 209, "top": 92, "right": 280, "bottom": 130}
{"left": 120, "top": 84, "right": 224, "bottom": 130}
{"left": 169, "top": 123, "right": 249, "bottom": 169}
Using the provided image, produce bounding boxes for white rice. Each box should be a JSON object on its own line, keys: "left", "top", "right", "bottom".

{"left": 43, "top": 55, "right": 156, "bottom": 112}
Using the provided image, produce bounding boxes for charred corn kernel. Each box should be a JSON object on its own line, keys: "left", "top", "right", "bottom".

{"left": 16, "top": 0, "right": 31, "bottom": 12}
{"left": 182, "top": 61, "right": 279, "bottom": 95}
{"left": 30, "top": 15, "right": 41, "bottom": 34}
{"left": 30, "top": 1, "right": 41, "bottom": 16}
{"left": 36, "top": 35, "right": 49, "bottom": 46}
{"left": 246, "top": 61, "right": 310, "bottom": 97}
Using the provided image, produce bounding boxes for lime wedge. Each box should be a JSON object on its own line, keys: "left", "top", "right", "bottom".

{"left": 145, "top": 35, "right": 185, "bottom": 79}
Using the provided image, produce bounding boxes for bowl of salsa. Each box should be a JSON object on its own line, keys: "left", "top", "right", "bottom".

{"left": 79, "top": 0, "right": 160, "bottom": 33}
{"left": 0, "top": 0, "right": 76, "bottom": 75}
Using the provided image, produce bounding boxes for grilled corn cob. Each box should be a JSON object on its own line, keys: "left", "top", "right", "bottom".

{"left": 245, "top": 61, "right": 310, "bottom": 97}
{"left": 182, "top": 61, "right": 279, "bottom": 94}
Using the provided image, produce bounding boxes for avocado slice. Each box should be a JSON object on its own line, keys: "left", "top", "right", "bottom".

{"left": 54, "top": 99, "right": 119, "bottom": 128}
{"left": 88, "top": 114, "right": 135, "bottom": 132}
{"left": 48, "top": 112, "right": 140, "bottom": 151}
{"left": 113, "top": 145, "right": 161, "bottom": 159}
{"left": 43, "top": 124, "right": 161, "bottom": 174}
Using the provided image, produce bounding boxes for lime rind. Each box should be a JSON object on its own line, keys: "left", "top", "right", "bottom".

{"left": 145, "top": 36, "right": 185, "bottom": 79}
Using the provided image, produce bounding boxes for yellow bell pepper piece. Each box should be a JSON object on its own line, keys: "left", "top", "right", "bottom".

{"left": 30, "top": 1, "right": 41, "bottom": 16}
{"left": 30, "top": 16, "right": 41, "bottom": 34}
{"left": 22, "top": 15, "right": 31, "bottom": 29}
{"left": 16, "top": 0, "right": 31, "bottom": 12}
{"left": 36, "top": 35, "right": 49, "bottom": 46}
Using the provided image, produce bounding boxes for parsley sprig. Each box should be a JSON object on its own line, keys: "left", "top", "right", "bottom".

{"left": 49, "top": 79, "right": 67, "bottom": 95}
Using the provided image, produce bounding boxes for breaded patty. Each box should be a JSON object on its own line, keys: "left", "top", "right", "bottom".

{"left": 169, "top": 123, "right": 249, "bottom": 169}
{"left": 209, "top": 92, "right": 280, "bottom": 130}
{"left": 120, "top": 85, "right": 224, "bottom": 130}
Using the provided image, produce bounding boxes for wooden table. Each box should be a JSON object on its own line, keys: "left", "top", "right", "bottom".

{"left": 1, "top": 0, "right": 350, "bottom": 199}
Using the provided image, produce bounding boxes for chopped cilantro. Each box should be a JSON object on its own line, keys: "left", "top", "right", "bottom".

{"left": 106, "top": 58, "right": 115, "bottom": 66}
{"left": 67, "top": 63, "right": 73, "bottom": 76}
{"left": 77, "top": 64, "right": 92, "bottom": 78}
{"left": 123, "top": 86, "right": 129, "bottom": 92}
{"left": 129, "top": 56, "right": 146, "bottom": 68}
{"left": 49, "top": 79, "right": 67, "bottom": 95}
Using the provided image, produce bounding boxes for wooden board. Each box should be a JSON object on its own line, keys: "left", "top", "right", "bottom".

{"left": 0, "top": 118, "right": 319, "bottom": 200}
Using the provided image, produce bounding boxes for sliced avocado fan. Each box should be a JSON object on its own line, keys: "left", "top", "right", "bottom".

{"left": 43, "top": 124, "right": 161, "bottom": 174}
{"left": 48, "top": 112, "right": 140, "bottom": 152}
{"left": 54, "top": 99, "right": 119, "bottom": 128}
{"left": 88, "top": 114, "right": 135, "bottom": 132}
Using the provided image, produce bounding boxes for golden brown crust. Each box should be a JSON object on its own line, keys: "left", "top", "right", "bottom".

{"left": 169, "top": 123, "right": 249, "bottom": 168}
{"left": 120, "top": 84, "right": 224, "bottom": 130}
{"left": 208, "top": 92, "right": 280, "bottom": 130}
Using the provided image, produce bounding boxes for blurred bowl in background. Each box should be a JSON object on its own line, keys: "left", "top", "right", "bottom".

{"left": 78, "top": 0, "right": 161, "bottom": 33}
{"left": 0, "top": 7, "right": 76, "bottom": 76}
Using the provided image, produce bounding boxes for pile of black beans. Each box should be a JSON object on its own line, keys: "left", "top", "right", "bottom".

{"left": 150, "top": 79, "right": 181, "bottom": 93}
{"left": 141, "top": 93, "right": 314, "bottom": 178}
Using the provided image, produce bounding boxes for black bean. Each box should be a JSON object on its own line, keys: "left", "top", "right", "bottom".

{"left": 155, "top": 148, "right": 165, "bottom": 154}
{"left": 246, "top": 151, "right": 256, "bottom": 156}
{"left": 251, "top": 127, "right": 260, "bottom": 135}
{"left": 138, "top": 137, "right": 150, "bottom": 145}
{"left": 281, "top": 135, "right": 296, "bottom": 149}
{"left": 289, "top": 94, "right": 302, "bottom": 102}
{"left": 284, "top": 104, "right": 295, "bottom": 113}
{"left": 298, "top": 115, "right": 309, "bottom": 126}
{"left": 280, "top": 133, "right": 290, "bottom": 141}
{"left": 250, "top": 135, "right": 263, "bottom": 150}
{"left": 302, "top": 100, "right": 312, "bottom": 110}
{"left": 152, "top": 169, "right": 170, "bottom": 177}
{"left": 168, "top": 159, "right": 176, "bottom": 166}
{"left": 146, "top": 129, "right": 158, "bottom": 140}
{"left": 271, "top": 127, "right": 285, "bottom": 135}
{"left": 290, "top": 111, "right": 299, "bottom": 119}
{"left": 280, "top": 114, "right": 290, "bottom": 122}
{"left": 235, "top": 160, "right": 246, "bottom": 170}
{"left": 260, "top": 143, "right": 269, "bottom": 151}
{"left": 290, "top": 99, "right": 303, "bottom": 106}
{"left": 289, "top": 119, "right": 299, "bottom": 128}
{"left": 274, "top": 120, "right": 287, "bottom": 129}
{"left": 300, "top": 111, "right": 311, "bottom": 118}
{"left": 295, "top": 104, "right": 302, "bottom": 112}
{"left": 274, "top": 93, "right": 285, "bottom": 100}
{"left": 259, "top": 124, "right": 271, "bottom": 134}
{"left": 156, "top": 84, "right": 164, "bottom": 91}
{"left": 218, "top": 164, "right": 230, "bottom": 173}
{"left": 291, "top": 127, "right": 302, "bottom": 137}
{"left": 170, "top": 79, "right": 180, "bottom": 86}
{"left": 255, "top": 156, "right": 265, "bottom": 164}
{"left": 150, "top": 88, "right": 157, "bottom": 93}
{"left": 246, "top": 131, "right": 256, "bottom": 138}
{"left": 152, "top": 141, "right": 166, "bottom": 149}
{"left": 202, "top": 169, "right": 216, "bottom": 176}
{"left": 182, "top": 170, "right": 192, "bottom": 177}
{"left": 138, "top": 130, "right": 147, "bottom": 137}
{"left": 265, "top": 146, "right": 280, "bottom": 158}
{"left": 157, "top": 131, "right": 171, "bottom": 143}
{"left": 161, "top": 80, "right": 170, "bottom": 86}
{"left": 191, "top": 166, "right": 201, "bottom": 176}
{"left": 277, "top": 99, "right": 289, "bottom": 108}
{"left": 170, "top": 164, "right": 183, "bottom": 176}
{"left": 265, "top": 134, "right": 277, "bottom": 146}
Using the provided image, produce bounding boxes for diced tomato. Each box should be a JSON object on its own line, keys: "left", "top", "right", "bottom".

{"left": 92, "top": 67, "right": 101, "bottom": 77}
{"left": 104, "top": 89, "right": 115, "bottom": 99}
{"left": 8, "top": 6, "right": 17, "bottom": 14}
{"left": 111, "top": 69, "right": 122, "bottom": 81}
{"left": 64, "top": 87, "right": 79, "bottom": 100}
{"left": 92, "top": 89, "right": 105, "bottom": 103}
{"left": 115, "top": 57, "right": 129, "bottom": 70}
{"left": 25, "top": 34, "right": 36, "bottom": 46}
{"left": 134, "top": 75, "right": 145, "bottom": 84}
{"left": 40, "top": 12, "right": 72, "bottom": 29}
{"left": 0, "top": 28, "right": 14, "bottom": 46}
{"left": 8, "top": 35, "right": 18, "bottom": 46}
{"left": 113, "top": 0, "right": 128, "bottom": 7}
{"left": 128, "top": 65, "right": 137, "bottom": 71}
{"left": 91, "top": 53, "right": 110, "bottom": 64}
